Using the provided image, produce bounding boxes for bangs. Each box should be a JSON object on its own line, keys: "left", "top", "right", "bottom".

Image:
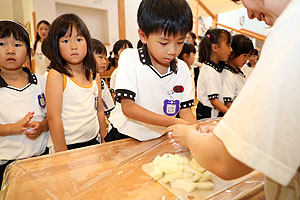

{"left": 0, "top": 22, "right": 28, "bottom": 43}
{"left": 56, "top": 22, "right": 85, "bottom": 39}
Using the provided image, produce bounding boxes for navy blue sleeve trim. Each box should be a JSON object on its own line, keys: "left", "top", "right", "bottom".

{"left": 223, "top": 97, "right": 233, "bottom": 102}
{"left": 115, "top": 89, "right": 136, "bottom": 103}
{"left": 208, "top": 94, "right": 219, "bottom": 100}
{"left": 180, "top": 99, "right": 194, "bottom": 109}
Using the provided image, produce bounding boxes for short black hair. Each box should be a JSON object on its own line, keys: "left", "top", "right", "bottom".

{"left": 178, "top": 42, "right": 196, "bottom": 60}
{"left": 230, "top": 34, "right": 254, "bottom": 58}
{"left": 92, "top": 38, "right": 107, "bottom": 56}
{"left": 250, "top": 49, "right": 259, "bottom": 56}
{"left": 0, "top": 20, "right": 31, "bottom": 68}
{"left": 137, "top": 0, "right": 193, "bottom": 37}
{"left": 45, "top": 13, "right": 96, "bottom": 80}
{"left": 187, "top": 32, "right": 197, "bottom": 46}
{"left": 198, "top": 28, "right": 232, "bottom": 63}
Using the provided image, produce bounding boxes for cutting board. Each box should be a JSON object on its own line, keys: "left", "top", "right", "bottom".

{"left": 142, "top": 156, "right": 258, "bottom": 200}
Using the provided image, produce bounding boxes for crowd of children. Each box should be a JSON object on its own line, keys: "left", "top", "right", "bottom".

{"left": 1, "top": 0, "right": 278, "bottom": 191}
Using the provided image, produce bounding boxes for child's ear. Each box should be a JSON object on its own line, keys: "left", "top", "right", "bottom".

{"left": 183, "top": 53, "right": 189, "bottom": 60}
{"left": 138, "top": 29, "right": 147, "bottom": 44}
{"left": 211, "top": 43, "right": 218, "bottom": 53}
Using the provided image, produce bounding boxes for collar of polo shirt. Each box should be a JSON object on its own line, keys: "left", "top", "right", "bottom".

{"left": 205, "top": 60, "right": 224, "bottom": 73}
{"left": 0, "top": 67, "right": 38, "bottom": 88}
{"left": 138, "top": 45, "right": 178, "bottom": 74}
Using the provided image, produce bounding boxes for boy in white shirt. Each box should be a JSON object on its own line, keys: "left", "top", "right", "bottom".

{"left": 106, "top": 0, "right": 198, "bottom": 142}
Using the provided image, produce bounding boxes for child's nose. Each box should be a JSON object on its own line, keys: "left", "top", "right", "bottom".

{"left": 70, "top": 41, "right": 77, "bottom": 49}
{"left": 168, "top": 45, "right": 177, "bottom": 55}
{"left": 6, "top": 44, "right": 15, "bottom": 54}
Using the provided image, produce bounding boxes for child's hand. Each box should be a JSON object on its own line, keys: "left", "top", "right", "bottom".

{"left": 13, "top": 112, "right": 34, "bottom": 134}
{"left": 166, "top": 124, "right": 199, "bottom": 148}
{"left": 25, "top": 121, "right": 43, "bottom": 140}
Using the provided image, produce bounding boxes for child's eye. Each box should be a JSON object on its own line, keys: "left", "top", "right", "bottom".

{"left": 0, "top": 43, "right": 5, "bottom": 47}
{"left": 76, "top": 38, "right": 83, "bottom": 42}
{"left": 62, "top": 40, "right": 69, "bottom": 43}
{"left": 159, "top": 42, "right": 168, "bottom": 45}
{"left": 177, "top": 41, "right": 184, "bottom": 45}
{"left": 15, "top": 43, "right": 22, "bottom": 47}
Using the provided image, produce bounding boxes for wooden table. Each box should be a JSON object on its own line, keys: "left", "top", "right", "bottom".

{"left": 0, "top": 119, "right": 265, "bottom": 200}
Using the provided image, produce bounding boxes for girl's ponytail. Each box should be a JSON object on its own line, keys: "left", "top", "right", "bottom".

{"left": 198, "top": 28, "right": 231, "bottom": 63}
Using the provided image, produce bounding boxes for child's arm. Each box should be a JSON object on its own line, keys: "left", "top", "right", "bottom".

{"left": 121, "top": 98, "right": 190, "bottom": 127}
{"left": 0, "top": 112, "right": 34, "bottom": 136}
{"left": 96, "top": 75, "right": 108, "bottom": 143}
{"left": 46, "top": 69, "right": 67, "bottom": 152}
{"left": 166, "top": 124, "right": 253, "bottom": 180}
{"left": 225, "top": 101, "right": 232, "bottom": 108}
{"left": 210, "top": 98, "right": 228, "bottom": 114}
{"left": 178, "top": 108, "right": 198, "bottom": 124}
{"left": 25, "top": 117, "right": 48, "bottom": 140}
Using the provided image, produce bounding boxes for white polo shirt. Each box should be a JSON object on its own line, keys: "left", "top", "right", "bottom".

{"left": 101, "top": 79, "right": 114, "bottom": 115}
{"left": 196, "top": 61, "right": 224, "bottom": 117}
{"left": 0, "top": 68, "right": 49, "bottom": 163}
{"left": 108, "top": 47, "right": 194, "bottom": 141}
{"left": 242, "top": 63, "right": 254, "bottom": 81}
{"left": 214, "top": 0, "right": 300, "bottom": 187}
{"left": 222, "top": 64, "right": 246, "bottom": 102}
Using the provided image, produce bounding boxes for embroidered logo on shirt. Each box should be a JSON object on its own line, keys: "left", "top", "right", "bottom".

{"left": 38, "top": 93, "right": 46, "bottom": 108}
{"left": 173, "top": 85, "right": 184, "bottom": 93}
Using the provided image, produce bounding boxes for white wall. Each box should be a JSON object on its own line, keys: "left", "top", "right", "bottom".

{"left": 219, "top": 7, "right": 268, "bottom": 36}
{"left": 32, "top": 0, "right": 118, "bottom": 51}
{"left": 56, "top": 3, "right": 109, "bottom": 44}
{"left": 124, "top": 0, "right": 141, "bottom": 48}
{"left": 0, "top": 0, "right": 14, "bottom": 20}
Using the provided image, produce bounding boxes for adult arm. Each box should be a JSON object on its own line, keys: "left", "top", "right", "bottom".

{"left": 166, "top": 124, "right": 253, "bottom": 180}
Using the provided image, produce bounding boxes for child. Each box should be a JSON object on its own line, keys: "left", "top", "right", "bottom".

{"left": 32, "top": 20, "right": 50, "bottom": 75}
{"left": 186, "top": 31, "right": 202, "bottom": 86}
{"left": 242, "top": 49, "right": 258, "bottom": 80}
{"left": 222, "top": 34, "right": 253, "bottom": 108}
{"left": 0, "top": 20, "right": 49, "bottom": 186}
{"left": 109, "top": 39, "right": 133, "bottom": 91}
{"left": 178, "top": 42, "right": 196, "bottom": 78}
{"left": 45, "top": 14, "right": 107, "bottom": 152}
{"left": 196, "top": 28, "right": 232, "bottom": 120}
{"left": 106, "top": 0, "right": 198, "bottom": 142}
{"left": 91, "top": 38, "right": 115, "bottom": 117}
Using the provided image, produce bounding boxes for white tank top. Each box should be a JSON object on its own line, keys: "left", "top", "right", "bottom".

{"left": 47, "top": 75, "right": 99, "bottom": 148}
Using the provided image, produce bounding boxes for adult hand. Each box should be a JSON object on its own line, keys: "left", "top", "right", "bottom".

{"left": 166, "top": 124, "right": 199, "bottom": 147}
